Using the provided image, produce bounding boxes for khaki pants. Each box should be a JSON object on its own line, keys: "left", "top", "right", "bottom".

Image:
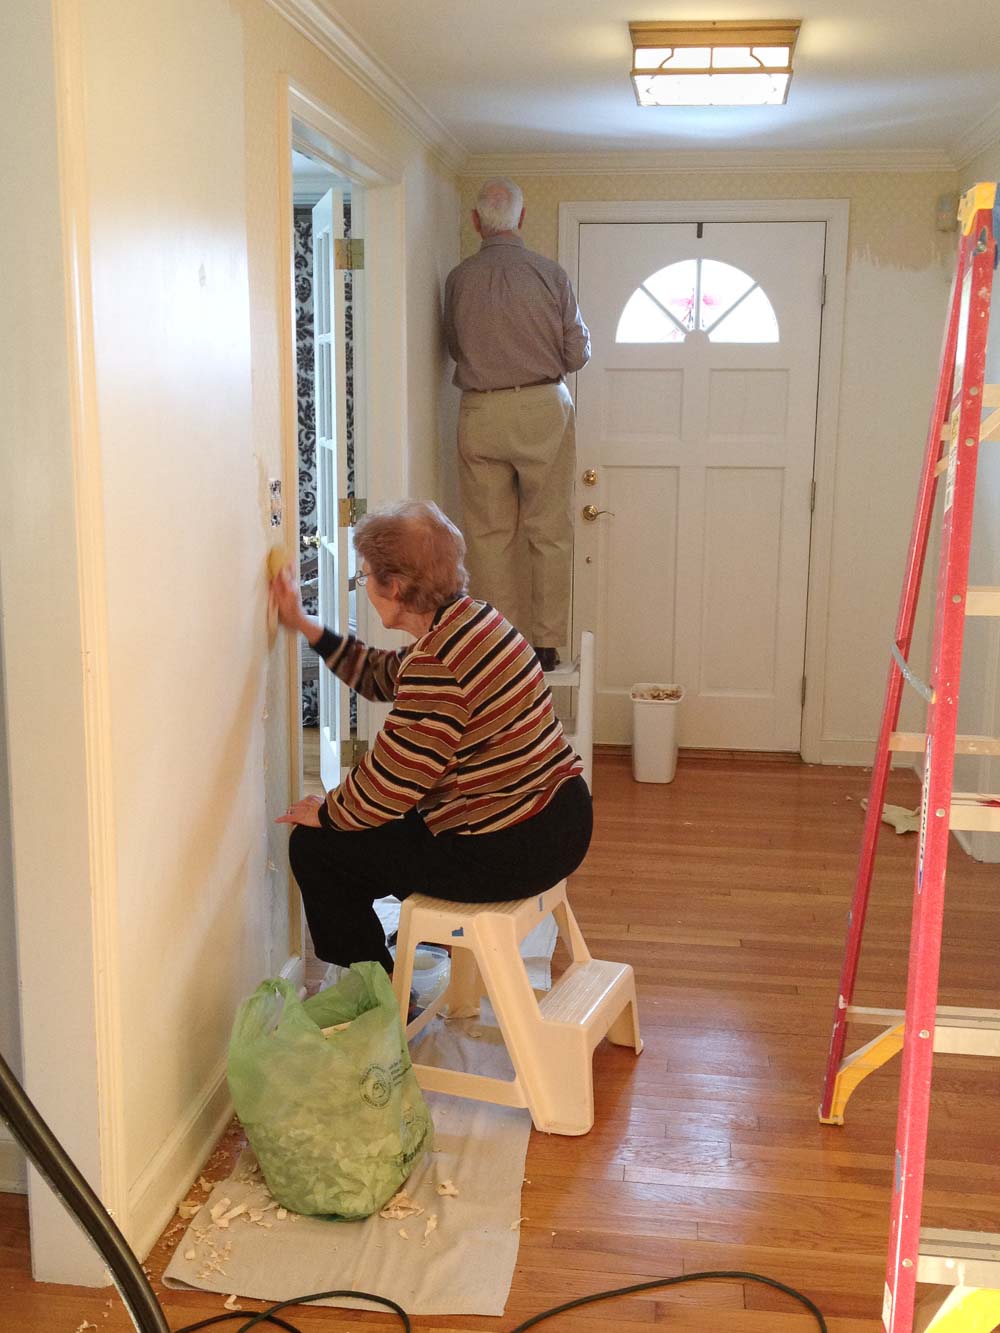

{"left": 458, "top": 382, "right": 575, "bottom": 648}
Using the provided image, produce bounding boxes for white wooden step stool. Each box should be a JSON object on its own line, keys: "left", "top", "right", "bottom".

{"left": 391, "top": 878, "right": 642, "bottom": 1135}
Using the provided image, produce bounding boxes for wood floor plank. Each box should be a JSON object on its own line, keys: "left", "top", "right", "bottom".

{"left": 4, "top": 750, "right": 997, "bottom": 1332}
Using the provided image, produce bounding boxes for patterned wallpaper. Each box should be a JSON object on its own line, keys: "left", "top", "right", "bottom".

{"left": 459, "top": 170, "right": 959, "bottom": 271}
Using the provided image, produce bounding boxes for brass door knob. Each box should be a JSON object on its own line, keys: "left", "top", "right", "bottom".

{"left": 582, "top": 468, "right": 598, "bottom": 486}
{"left": 582, "top": 504, "right": 615, "bottom": 521}
{"left": 302, "top": 533, "right": 321, "bottom": 549}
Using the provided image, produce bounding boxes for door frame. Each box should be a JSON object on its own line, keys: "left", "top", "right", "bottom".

{"left": 277, "top": 82, "right": 408, "bottom": 963}
{"left": 559, "top": 198, "right": 849, "bottom": 762}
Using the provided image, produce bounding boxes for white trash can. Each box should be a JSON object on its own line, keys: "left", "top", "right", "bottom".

{"left": 630, "top": 684, "right": 684, "bottom": 784}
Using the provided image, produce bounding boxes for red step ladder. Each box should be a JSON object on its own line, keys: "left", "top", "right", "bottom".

{"left": 817, "top": 182, "right": 1000, "bottom": 1333}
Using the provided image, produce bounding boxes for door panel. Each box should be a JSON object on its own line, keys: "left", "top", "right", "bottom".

{"left": 573, "top": 220, "right": 825, "bottom": 749}
{"left": 312, "top": 188, "right": 351, "bottom": 789}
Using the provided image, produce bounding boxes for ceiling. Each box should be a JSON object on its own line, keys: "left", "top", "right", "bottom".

{"left": 307, "top": 0, "right": 1000, "bottom": 166}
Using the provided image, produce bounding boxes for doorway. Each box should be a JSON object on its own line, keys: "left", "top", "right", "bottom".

{"left": 560, "top": 200, "right": 849, "bottom": 756}
{"left": 291, "top": 144, "right": 368, "bottom": 794}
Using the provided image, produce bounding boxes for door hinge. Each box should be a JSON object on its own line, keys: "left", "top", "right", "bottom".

{"left": 334, "top": 238, "right": 365, "bottom": 270}
{"left": 338, "top": 496, "right": 367, "bottom": 527}
{"left": 820, "top": 273, "right": 827, "bottom": 306}
{"left": 810, "top": 479, "right": 817, "bottom": 512}
{"left": 340, "top": 737, "right": 368, "bottom": 766}
{"left": 801, "top": 674, "right": 807, "bottom": 706}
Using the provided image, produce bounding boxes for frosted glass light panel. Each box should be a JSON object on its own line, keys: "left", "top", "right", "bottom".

{"left": 629, "top": 22, "right": 798, "bottom": 106}
{"left": 616, "top": 259, "right": 779, "bottom": 344}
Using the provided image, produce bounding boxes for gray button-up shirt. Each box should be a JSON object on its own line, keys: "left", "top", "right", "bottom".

{"left": 443, "top": 234, "right": 591, "bottom": 392}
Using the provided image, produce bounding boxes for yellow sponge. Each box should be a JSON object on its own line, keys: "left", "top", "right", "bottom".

{"left": 267, "top": 546, "right": 292, "bottom": 581}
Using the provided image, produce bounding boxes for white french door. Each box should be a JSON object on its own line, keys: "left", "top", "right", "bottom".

{"left": 312, "top": 187, "right": 362, "bottom": 788}
{"left": 572, "top": 219, "right": 826, "bottom": 750}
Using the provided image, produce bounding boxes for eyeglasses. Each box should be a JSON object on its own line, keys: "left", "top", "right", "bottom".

{"left": 355, "top": 569, "right": 373, "bottom": 588}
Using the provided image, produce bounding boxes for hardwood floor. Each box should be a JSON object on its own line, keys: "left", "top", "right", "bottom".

{"left": 3, "top": 751, "right": 999, "bottom": 1331}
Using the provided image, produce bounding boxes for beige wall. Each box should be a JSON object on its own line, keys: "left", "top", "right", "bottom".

{"left": 1, "top": 0, "right": 457, "bottom": 1282}
{"left": 459, "top": 169, "right": 958, "bottom": 757}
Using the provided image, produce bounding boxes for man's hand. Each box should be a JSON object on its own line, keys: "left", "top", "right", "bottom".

{"left": 276, "top": 794, "right": 325, "bottom": 828}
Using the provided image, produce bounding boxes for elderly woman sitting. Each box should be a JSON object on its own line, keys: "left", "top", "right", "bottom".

{"left": 272, "top": 499, "right": 592, "bottom": 975}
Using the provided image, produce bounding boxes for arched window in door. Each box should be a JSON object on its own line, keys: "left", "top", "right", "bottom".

{"left": 616, "top": 258, "right": 779, "bottom": 344}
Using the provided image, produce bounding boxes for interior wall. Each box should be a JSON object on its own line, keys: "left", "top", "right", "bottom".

{"left": 1, "top": 0, "right": 108, "bottom": 1270}
{"left": 955, "top": 148, "right": 1000, "bottom": 861}
{"left": 3, "top": 0, "right": 458, "bottom": 1283}
{"left": 458, "top": 169, "right": 958, "bottom": 759}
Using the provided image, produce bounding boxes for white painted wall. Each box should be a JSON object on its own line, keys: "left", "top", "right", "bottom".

{"left": 955, "top": 148, "right": 1000, "bottom": 861}
{"left": 2, "top": 0, "right": 457, "bottom": 1285}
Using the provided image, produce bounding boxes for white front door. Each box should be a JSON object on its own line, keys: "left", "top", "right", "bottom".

{"left": 573, "top": 220, "right": 826, "bottom": 749}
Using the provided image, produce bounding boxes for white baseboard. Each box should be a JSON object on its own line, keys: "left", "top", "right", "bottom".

{"left": 126, "top": 1054, "right": 233, "bottom": 1262}
{"left": 125, "top": 954, "right": 306, "bottom": 1259}
{"left": 806, "top": 739, "right": 880, "bottom": 766}
{"left": 0, "top": 1128, "right": 27, "bottom": 1193}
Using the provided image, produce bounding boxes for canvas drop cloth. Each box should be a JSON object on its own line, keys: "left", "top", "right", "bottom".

{"left": 163, "top": 910, "right": 558, "bottom": 1316}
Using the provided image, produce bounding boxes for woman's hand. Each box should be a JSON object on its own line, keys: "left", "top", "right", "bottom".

{"left": 276, "top": 794, "right": 325, "bottom": 827}
{"left": 271, "top": 565, "right": 308, "bottom": 633}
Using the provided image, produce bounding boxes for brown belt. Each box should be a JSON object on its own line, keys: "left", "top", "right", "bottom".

{"left": 469, "top": 377, "right": 563, "bottom": 393}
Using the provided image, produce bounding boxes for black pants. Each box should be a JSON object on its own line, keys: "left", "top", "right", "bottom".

{"left": 288, "top": 777, "right": 593, "bottom": 972}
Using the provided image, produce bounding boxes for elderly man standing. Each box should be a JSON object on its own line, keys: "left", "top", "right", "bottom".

{"left": 444, "top": 177, "right": 591, "bottom": 671}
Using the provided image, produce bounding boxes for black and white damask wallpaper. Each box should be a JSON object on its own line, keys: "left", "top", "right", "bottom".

{"left": 294, "top": 201, "right": 355, "bottom": 727}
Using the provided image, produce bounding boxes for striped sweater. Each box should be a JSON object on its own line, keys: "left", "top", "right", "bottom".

{"left": 313, "top": 596, "right": 582, "bottom": 835}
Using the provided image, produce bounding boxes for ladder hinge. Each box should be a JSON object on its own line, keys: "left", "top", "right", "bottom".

{"left": 810, "top": 479, "right": 817, "bottom": 512}
{"left": 338, "top": 496, "right": 367, "bottom": 527}
{"left": 801, "top": 674, "right": 807, "bottom": 706}
{"left": 340, "top": 738, "right": 368, "bottom": 766}
{"left": 820, "top": 273, "right": 827, "bottom": 306}
{"left": 334, "top": 238, "right": 365, "bottom": 270}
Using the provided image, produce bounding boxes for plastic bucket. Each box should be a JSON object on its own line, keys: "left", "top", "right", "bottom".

{"left": 630, "top": 683, "right": 684, "bottom": 784}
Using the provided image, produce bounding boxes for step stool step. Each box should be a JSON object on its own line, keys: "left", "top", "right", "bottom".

{"left": 538, "top": 959, "right": 631, "bottom": 1026}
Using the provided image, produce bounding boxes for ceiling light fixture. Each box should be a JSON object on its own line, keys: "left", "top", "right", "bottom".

{"left": 629, "top": 19, "right": 800, "bottom": 107}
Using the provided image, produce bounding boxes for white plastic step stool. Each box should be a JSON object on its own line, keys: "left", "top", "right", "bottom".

{"left": 391, "top": 878, "right": 642, "bottom": 1135}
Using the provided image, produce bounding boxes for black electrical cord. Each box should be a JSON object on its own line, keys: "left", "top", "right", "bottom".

{"left": 0, "top": 1047, "right": 827, "bottom": 1333}
{"left": 0, "top": 1048, "right": 170, "bottom": 1333}
{"left": 505, "top": 1270, "right": 828, "bottom": 1330}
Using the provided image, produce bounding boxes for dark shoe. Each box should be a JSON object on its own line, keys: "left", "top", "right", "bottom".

{"left": 535, "top": 646, "right": 559, "bottom": 672}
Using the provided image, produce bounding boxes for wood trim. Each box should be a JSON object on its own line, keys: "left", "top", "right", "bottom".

{"left": 51, "top": 0, "right": 130, "bottom": 1240}
{"left": 464, "top": 148, "right": 957, "bottom": 178}
{"left": 266, "top": 0, "right": 467, "bottom": 172}
{"left": 953, "top": 98, "right": 1000, "bottom": 169}
{"left": 289, "top": 84, "right": 404, "bottom": 185}
{"left": 558, "top": 198, "right": 850, "bottom": 764}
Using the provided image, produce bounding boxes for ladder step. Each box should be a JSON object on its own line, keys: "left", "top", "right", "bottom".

{"left": 918, "top": 1228, "right": 1000, "bottom": 1288}
{"left": 538, "top": 958, "right": 629, "bottom": 1026}
{"left": 966, "top": 585, "right": 1000, "bottom": 616}
{"left": 950, "top": 792, "right": 1000, "bottom": 832}
{"left": 889, "top": 731, "right": 1000, "bottom": 755}
{"left": 846, "top": 1005, "right": 1000, "bottom": 1056}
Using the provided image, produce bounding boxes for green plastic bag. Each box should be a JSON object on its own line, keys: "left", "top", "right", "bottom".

{"left": 227, "top": 964, "right": 432, "bottom": 1218}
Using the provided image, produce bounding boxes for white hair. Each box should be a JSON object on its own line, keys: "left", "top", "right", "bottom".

{"left": 475, "top": 177, "right": 523, "bottom": 236}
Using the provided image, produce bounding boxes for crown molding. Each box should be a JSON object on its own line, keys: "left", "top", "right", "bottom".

{"left": 461, "top": 147, "right": 957, "bottom": 177}
{"left": 952, "top": 99, "right": 1000, "bottom": 170}
{"left": 265, "top": 0, "right": 468, "bottom": 172}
